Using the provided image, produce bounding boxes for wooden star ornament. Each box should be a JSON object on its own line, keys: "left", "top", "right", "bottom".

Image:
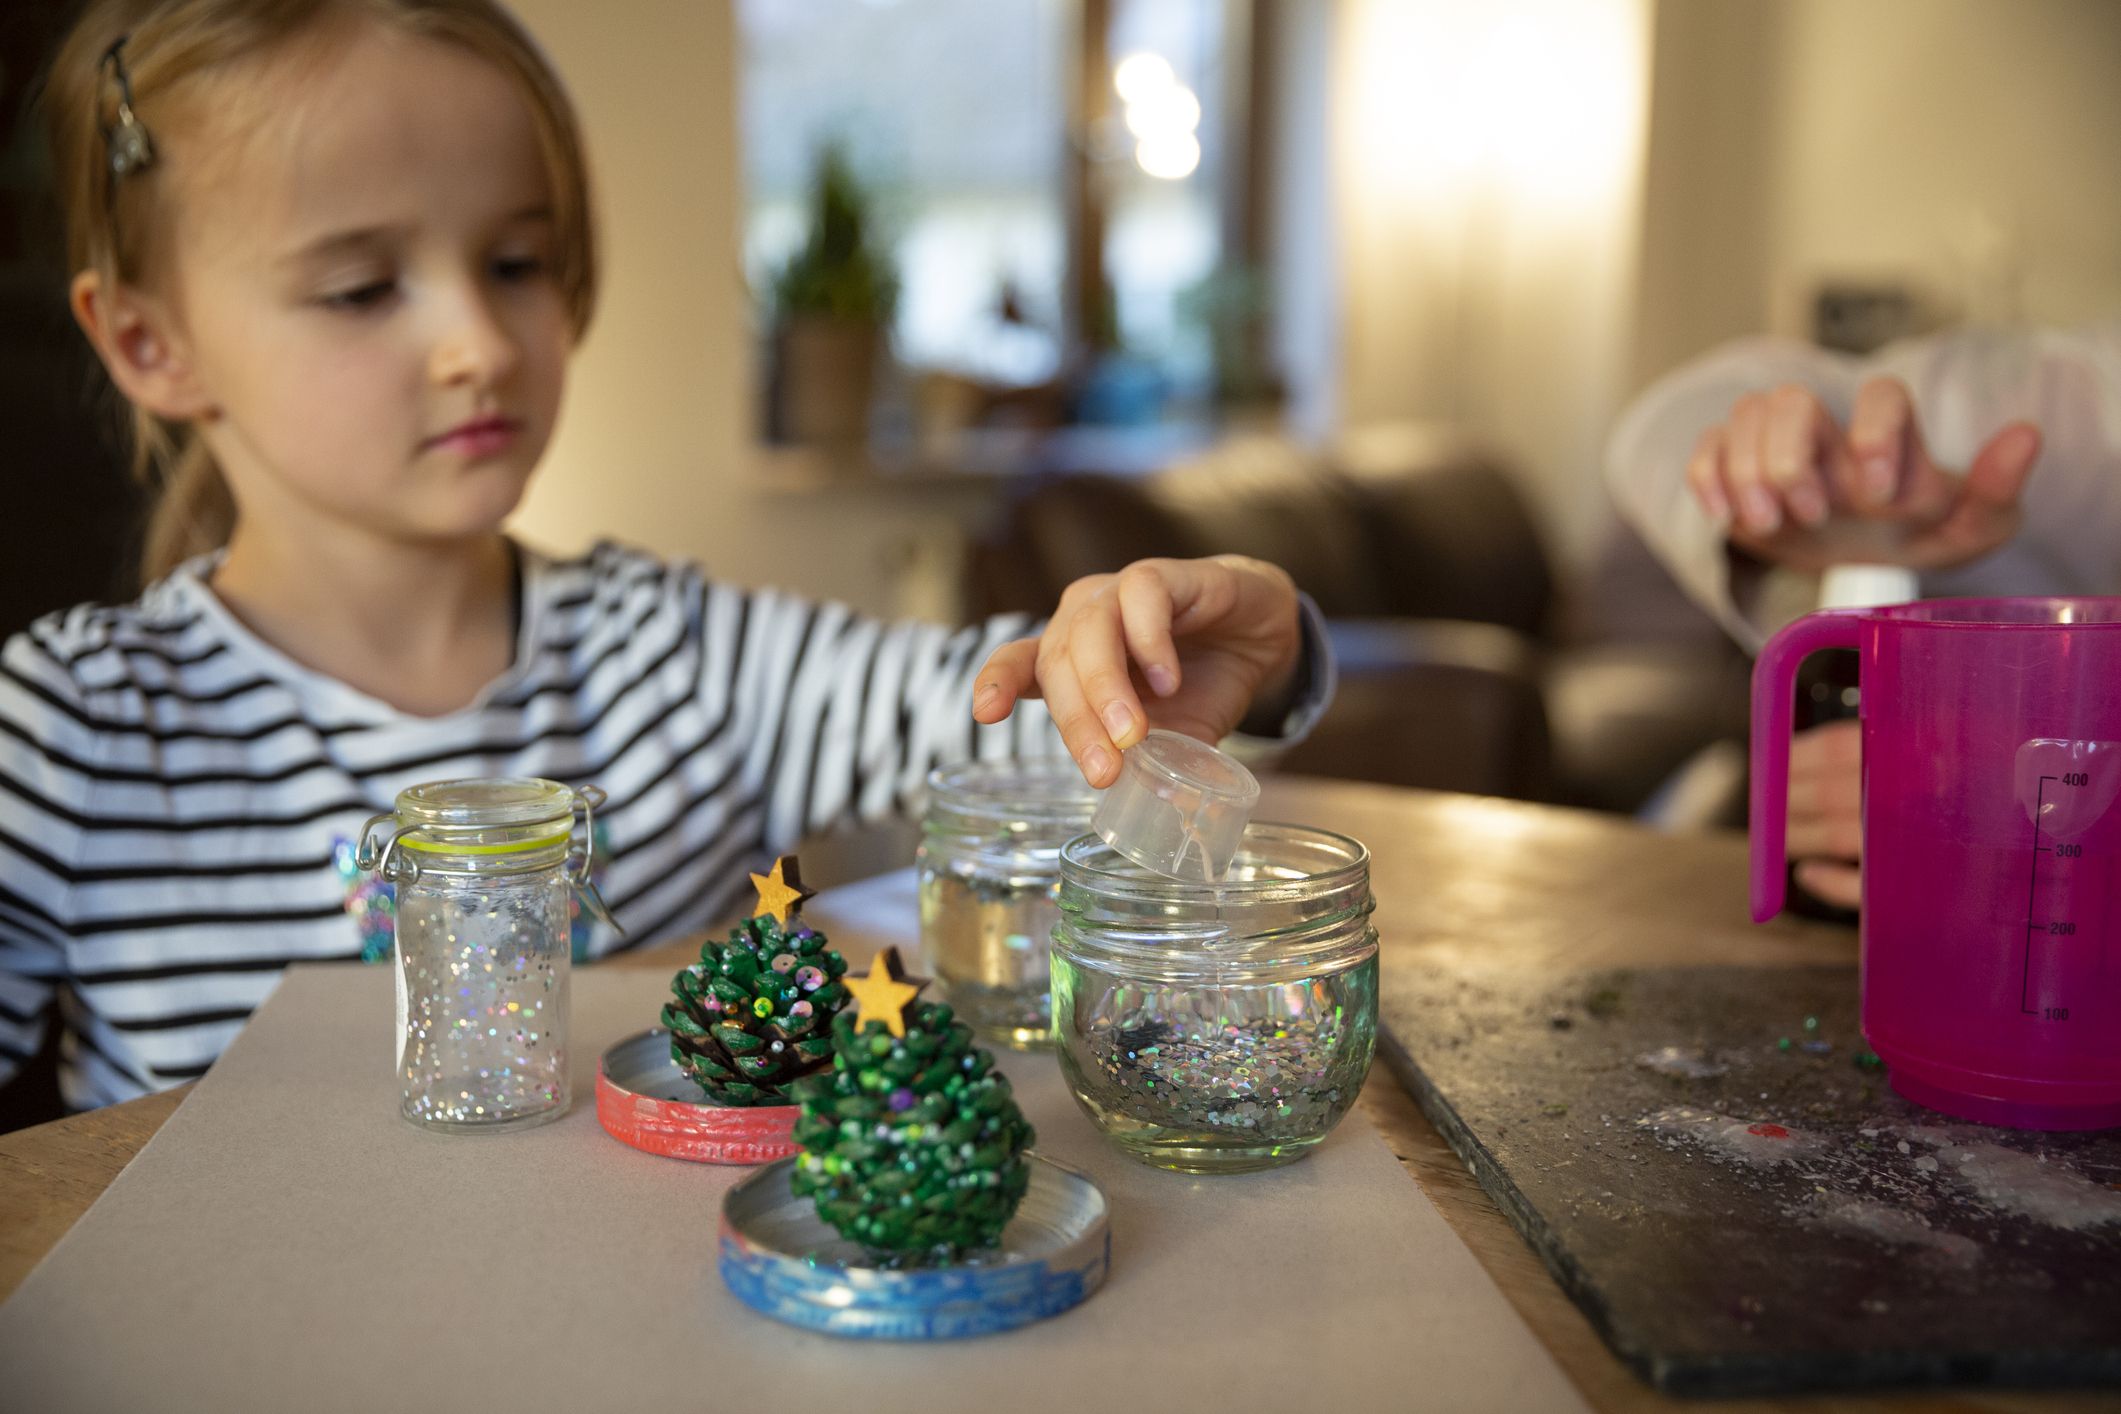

{"left": 842, "top": 946, "right": 927, "bottom": 1039}
{"left": 748, "top": 855, "right": 817, "bottom": 927}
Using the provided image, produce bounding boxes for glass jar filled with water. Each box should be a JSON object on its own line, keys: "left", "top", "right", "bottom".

{"left": 916, "top": 758, "right": 1097, "bottom": 1049}
{"left": 359, "top": 778, "right": 605, "bottom": 1132}
{"left": 1052, "top": 824, "right": 1378, "bottom": 1173}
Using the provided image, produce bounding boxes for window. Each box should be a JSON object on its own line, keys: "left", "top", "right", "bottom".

{"left": 738, "top": 0, "right": 1071, "bottom": 386}
{"left": 1104, "top": 0, "right": 1228, "bottom": 376}
{"left": 737, "top": 0, "right": 1245, "bottom": 411}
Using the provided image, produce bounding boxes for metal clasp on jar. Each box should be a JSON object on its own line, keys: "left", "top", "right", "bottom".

{"left": 354, "top": 813, "right": 417, "bottom": 884}
{"left": 563, "top": 786, "right": 623, "bottom": 935}
{"left": 356, "top": 783, "right": 619, "bottom": 938}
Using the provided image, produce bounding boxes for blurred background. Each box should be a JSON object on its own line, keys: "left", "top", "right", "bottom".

{"left": 1, "top": 0, "right": 2118, "bottom": 817}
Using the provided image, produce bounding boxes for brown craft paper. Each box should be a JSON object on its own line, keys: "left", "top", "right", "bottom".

{"left": 0, "top": 870, "right": 1584, "bottom": 1413}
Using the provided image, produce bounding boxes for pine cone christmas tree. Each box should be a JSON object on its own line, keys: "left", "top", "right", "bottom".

{"left": 661, "top": 857, "right": 849, "bottom": 1106}
{"left": 790, "top": 947, "right": 1034, "bottom": 1264}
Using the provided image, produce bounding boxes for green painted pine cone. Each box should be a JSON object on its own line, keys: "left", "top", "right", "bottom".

{"left": 789, "top": 1001, "right": 1034, "bottom": 1264}
{"left": 661, "top": 915, "right": 849, "bottom": 1106}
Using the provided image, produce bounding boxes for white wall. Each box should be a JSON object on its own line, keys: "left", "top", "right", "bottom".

{"left": 1761, "top": 0, "right": 2121, "bottom": 333}
{"left": 1631, "top": 0, "right": 2121, "bottom": 385}
{"left": 1626, "top": 0, "right": 1781, "bottom": 391}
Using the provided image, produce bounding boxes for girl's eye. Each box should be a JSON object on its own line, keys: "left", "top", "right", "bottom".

{"left": 319, "top": 280, "right": 396, "bottom": 312}
{"left": 492, "top": 253, "right": 547, "bottom": 283}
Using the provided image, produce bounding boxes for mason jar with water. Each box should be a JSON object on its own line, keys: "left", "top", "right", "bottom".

{"left": 1051, "top": 821, "right": 1379, "bottom": 1173}
{"left": 916, "top": 758, "right": 1097, "bottom": 1049}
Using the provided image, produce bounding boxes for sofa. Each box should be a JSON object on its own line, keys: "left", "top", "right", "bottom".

{"left": 965, "top": 428, "right": 1749, "bottom": 813}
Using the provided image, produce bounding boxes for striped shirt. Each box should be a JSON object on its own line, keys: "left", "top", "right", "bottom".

{"left": 0, "top": 541, "right": 1071, "bottom": 1110}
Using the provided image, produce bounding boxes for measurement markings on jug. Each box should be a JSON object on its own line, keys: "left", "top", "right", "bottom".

{"left": 2022, "top": 773, "right": 2081, "bottom": 1019}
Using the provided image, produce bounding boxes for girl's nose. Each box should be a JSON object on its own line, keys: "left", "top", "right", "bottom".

{"left": 429, "top": 291, "right": 521, "bottom": 389}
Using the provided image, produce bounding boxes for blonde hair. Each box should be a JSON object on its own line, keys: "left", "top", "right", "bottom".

{"left": 41, "top": 0, "right": 598, "bottom": 583}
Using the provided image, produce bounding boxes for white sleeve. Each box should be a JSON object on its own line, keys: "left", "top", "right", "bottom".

{"left": 1604, "top": 324, "right": 2121, "bottom": 652}
{"left": 1883, "top": 324, "right": 2121, "bottom": 605}
{"left": 1602, "top": 337, "right": 1866, "bottom": 653}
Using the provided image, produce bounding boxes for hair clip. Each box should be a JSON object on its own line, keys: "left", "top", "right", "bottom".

{"left": 100, "top": 36, "right": 156, "bottom": 181}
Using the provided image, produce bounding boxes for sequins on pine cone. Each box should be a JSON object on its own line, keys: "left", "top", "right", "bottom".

{"left": 662, "top": 916, "right": 850, "bottom": 1106}
{"left": 790, "top": 1002, "right": 1034, "bottom": 1266}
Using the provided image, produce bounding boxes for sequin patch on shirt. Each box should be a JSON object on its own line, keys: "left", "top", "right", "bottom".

{"left": 568, "top": 820, "right": 613, "bottom": 962}
{"left": 334, "top": 835, "right": 396, "bottom": 963}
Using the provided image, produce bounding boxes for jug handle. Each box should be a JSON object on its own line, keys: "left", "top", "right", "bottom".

{"left": 1750, "top": 609, "right": 1865, "bottom": 922}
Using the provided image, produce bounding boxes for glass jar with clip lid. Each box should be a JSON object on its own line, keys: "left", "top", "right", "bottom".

{"left": 358, "top": 777, "right": 616, "bottom": 1133}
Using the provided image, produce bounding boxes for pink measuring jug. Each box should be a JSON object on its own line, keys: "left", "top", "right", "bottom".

{"left": 1752, "top": 597, "right": 2121, "bottom": 1131}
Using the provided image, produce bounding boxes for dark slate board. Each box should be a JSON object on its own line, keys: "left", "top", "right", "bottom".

{"left": 1378, "top": 963, "right": 2121, "bottom": 1397}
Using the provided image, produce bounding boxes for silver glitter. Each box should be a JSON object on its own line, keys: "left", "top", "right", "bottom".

{"left": 398, "top": 870, "right": 571, "bottom": 1130}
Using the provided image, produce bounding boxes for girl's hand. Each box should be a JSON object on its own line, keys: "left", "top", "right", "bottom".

{"left": 1686, "top": 376, "right": 2041, "bottom": 573}
{"left": 1788, "top": 719, "right": 1863, "bottom": 910}
{"left": 973, "top": 555, "right": 1302, "bottom": 788}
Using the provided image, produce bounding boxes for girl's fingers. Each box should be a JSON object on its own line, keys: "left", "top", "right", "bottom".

{"left": 1115, "top": 562, "right": 1182, "bottom": 697}
{"left": 1787, "top": 720, "right": 1862, "bottom": 860}
{"left": 1066, "top": 583, "right": 1148, "bottom": 752}
{"left": 1763, "top": 384, "right": 1831, "bottom": 525}
{"left": 1724, "top": 393, "right": 1782, "bottom": 534}
{"left": 1788, "top": 719, "right": 1862, "bottom": 777}
{"left": 1924, "top": 421, "right": 2041, "bottom": 566}
{"left": 1790, "top": 797, "right": 1857, "bottom": 864}
{"left": 1794, "top": 859, "right": 1864, "bottom": 911}
{"left": 1786, "top": 793, "right": 1863, "bottom": 861}
{"left": 1034, "top": 619, "right": 1122, "bottom": 788}
{"left": 1685, "top": 427, "right": 1731, "bottom": 523}
{"left": 1787, "top": 754, "right": 1862, "bottom": 818}
{"left": 973, "top": 638, "right": 1039, "bottom": 722}
{"left": 1847, "top": 377, "right": 1913, "bottom": 504}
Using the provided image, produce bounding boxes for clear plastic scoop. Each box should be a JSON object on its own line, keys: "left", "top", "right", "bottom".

{"left": 1091, "top": 729, "right": 1260, "bottom": 882}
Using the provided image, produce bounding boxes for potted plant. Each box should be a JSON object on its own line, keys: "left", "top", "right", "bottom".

{"left": 766, "top": 145, "right": 899, "bottom": 451}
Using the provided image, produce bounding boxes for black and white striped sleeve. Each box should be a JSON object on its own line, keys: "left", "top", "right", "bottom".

{"left": 716, "top": 586, "right": 1061, "bottom": 853}
{"left": 0, "top": 625, "right": 88, "bottom": 1089}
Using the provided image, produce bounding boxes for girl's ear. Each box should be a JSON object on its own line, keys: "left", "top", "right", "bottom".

{"left": 70, "top": 270, "right": 214, "bottom": 422}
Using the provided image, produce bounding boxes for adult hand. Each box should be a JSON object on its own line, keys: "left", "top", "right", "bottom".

{"left": 1788, "top": 718, "right": 1863, "bottom": 909}
{"left": 972, "top": 555, "right": 1302, "bottom": 788}
{"left": 1686, "top": 376, "right": 2041, "bottom": 573}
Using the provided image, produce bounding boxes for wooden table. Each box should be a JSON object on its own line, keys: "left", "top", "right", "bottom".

{"left": 0, "top": 778, "right": 2103, "bottom": 1413}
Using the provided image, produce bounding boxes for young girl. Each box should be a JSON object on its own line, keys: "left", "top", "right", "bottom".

{"left": 0, "top": 0, "right": 1329, "bottom": 1112}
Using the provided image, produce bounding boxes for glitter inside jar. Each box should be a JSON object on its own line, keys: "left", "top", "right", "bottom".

{"left": 1052, "top": 824, "right": 1378, "bottom": 1173}
{"left": 363, "top": 777, "right": 601, "bottom": 1134}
